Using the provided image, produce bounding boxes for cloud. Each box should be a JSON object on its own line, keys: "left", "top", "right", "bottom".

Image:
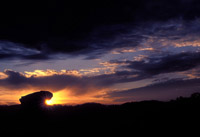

{"left": 24, "top": 69, "right": 81, "bottom": 77}
{"left": 179, "top": 67, "right": 200, "bottom": 79}
{"left": 108, "top": 52, "right": 200, "bottom": 76}
{"left": 0, "top": 19, "right": 200, "bottom": 61}
{"left": 131, "top": 52, "right": 200, "bottom": 75}
{"left": 0, "top": 72, "right": 8, "bottom": 79}
{"left": 0, "top": 1, "right": 200, "bottom": 59}
{"left": 0, "top": 66, "right": 200, "bottom": 104}
{"left": 108, "top": 78, "right": 200, "bottom": 102}
{"left": 0, "top": 70, "right": 97, "bottom": 95}
{"left": 0, "top": 68, "right": 150, "bottom": 97}
{"left": 0, "top": 41, "right": 50, "bottom": 60}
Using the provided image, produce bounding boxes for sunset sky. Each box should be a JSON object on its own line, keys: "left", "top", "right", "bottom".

{"left": 1, "top": 0, "right": 200, "bottom": 105}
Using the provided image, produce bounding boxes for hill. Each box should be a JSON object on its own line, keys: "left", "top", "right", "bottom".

{"left": 0, "top": 93, "right": 200, "bottom": 136}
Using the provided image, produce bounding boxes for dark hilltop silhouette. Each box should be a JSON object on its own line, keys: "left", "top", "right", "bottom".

{"left": 19, "top": 91, "right": 53, "bottom": 108}
{"left": 0, "top": 92, "right": 200, "bottom": 136}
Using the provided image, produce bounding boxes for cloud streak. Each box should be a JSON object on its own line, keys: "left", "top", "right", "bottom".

{"left": 108, "top": 78, "right": 200, "bottom": 102}
{"left": 109, "top": 52, "right": 200, "bottom": 76}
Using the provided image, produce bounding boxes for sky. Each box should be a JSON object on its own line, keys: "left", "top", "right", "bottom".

{"left": 1, "top": 0, "right": 200, "bottom": 105}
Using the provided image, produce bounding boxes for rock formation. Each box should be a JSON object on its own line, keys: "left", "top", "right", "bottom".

{"left": 19, "top": 91, "right": 53, "bottom": 108}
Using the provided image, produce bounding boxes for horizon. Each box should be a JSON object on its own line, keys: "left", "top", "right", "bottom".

{"left": 1, "top": 0, "right": 200, "bottom": 105}
{"left": 1, "top": 91, "right": 199, "bottom": 107}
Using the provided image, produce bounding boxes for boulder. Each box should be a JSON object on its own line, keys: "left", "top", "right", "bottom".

{"left": 19, "top": 91, "right": 53, "bottom": 108}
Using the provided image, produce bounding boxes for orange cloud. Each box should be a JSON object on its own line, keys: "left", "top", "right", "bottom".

{"left": 174, "top": 39, "right": 200, "bottom": 47}
{"left": 24, "top": 69, "right": 81, "bottom": 77}
{"left": 178, "top": 67, "right": 200, "bottom": 79}
{"left": 142, "top": 33, "right": 200, "bottom": 48}
{"left": 0, "top": 72, "right": 8, "bottom": 79}
{"left": 111, "top": 47, "right": 154, "bottom": 54}
{"left": 133, "top": 55, "right": 148, "bottom": 61}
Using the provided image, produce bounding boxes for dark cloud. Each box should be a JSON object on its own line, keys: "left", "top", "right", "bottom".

{"left": 0, "top": 70, "right": 109, "bottom": 95}
{"left": 110, "top": 52, "right": 200, "bottom": 76}
{"left": 0, "top": 69, "right": 148, "bottom": 95}
{"left": 90, "top": 70, "right": 148, "bottom": 85}
{"left": 108, "top": 78, "right": 200, "bottom": 102}
{"left": 0, "top": 53, "right": 50, "bottom": 60}
{"left": 0, "top": 0, "right": 200, "bottom": 59}
{"left": 0, "top": 70, "right": 99, "bottom": 95}
{"left": 0, "top": 42, "right": 50, "bottom": 60}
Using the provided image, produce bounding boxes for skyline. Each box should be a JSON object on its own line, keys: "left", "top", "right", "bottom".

{"left": 1, "top": 0, "right": 200, "bottom": 105}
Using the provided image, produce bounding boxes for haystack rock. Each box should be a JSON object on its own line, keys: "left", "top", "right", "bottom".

{"left": 19, "top": 91, "right": 53, "bottom": 108}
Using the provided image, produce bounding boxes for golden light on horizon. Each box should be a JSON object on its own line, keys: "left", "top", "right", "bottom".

{"left": 44, "top": 91, "right": 69, "bottom": 105}
{"left": 0, "top": 88, "right": 112, "bottom": 105}
{"left": 45, "top": 99, "right": 53, "bottom": 105}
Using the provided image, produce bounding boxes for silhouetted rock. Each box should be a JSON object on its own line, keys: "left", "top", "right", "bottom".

{"left": 19, "top": 91, "right": 53, "bottom": 108}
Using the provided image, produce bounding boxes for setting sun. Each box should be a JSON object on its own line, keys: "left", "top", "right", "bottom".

{"left": 44, "top": 92, "right": 65, "bottom": 105}
{"left": 45, "top": 99, "right": 53, "bottom": 105}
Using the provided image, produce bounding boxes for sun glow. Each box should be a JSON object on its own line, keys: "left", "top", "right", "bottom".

{"left": 44, "top": 92, "right": 67, "bottom": 105}
{"left": 45, "top": 99, "right": 53, "bottom": 105}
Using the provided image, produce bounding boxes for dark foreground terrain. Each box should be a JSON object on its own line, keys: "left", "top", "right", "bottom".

{"left": 1, "top": 93, "right": 200, "bottom": 137}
